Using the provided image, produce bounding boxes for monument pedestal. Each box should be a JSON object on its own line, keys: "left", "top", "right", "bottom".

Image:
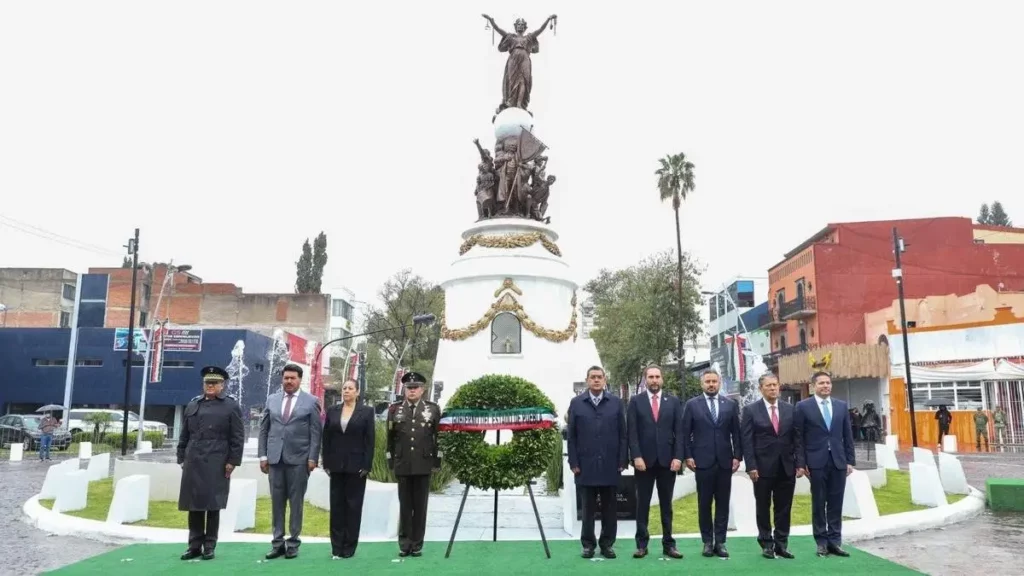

{"left": 432, "top": 217, "right": 600, "bottom": 421}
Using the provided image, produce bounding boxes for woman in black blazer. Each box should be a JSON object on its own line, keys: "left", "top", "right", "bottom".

{"left": 321, "top": 380, "right": 376, "bottom": 558}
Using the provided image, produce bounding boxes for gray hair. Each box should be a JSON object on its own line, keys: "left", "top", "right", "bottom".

{"left": 758, "top": 372, "right": 779, "bottom": 386}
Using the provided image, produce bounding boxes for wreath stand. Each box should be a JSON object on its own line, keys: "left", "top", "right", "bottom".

{"left": 444, "top": 429, "right": 552, "bottom": 559}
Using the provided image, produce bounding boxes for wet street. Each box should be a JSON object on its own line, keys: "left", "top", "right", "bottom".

{"left": 4, "top": 449, "right": 1023, "bottom": 575}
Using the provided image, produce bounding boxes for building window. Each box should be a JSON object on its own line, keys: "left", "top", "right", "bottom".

{"left": 490, "top": 312, "right": 522, "bottom": 354}
{"left": 62, "top": 283, "right": 76, "bottom": 300}
{"left": 775, "top": 289, "right": 785, "bottom": 310}
{"left": 33, "top": 359, "right": 67, "bottom": 367}
{"left": 734, "top": 280, "right": 755, "bottom": 308}
{"left": 142, "top": 283, "right": 152, "bottom": 304}
{"left": 709, "top": 296, "right": 718, "bottom": 321}
{"left": 332, "top": 300, "right": 354, "bottom": 321}
{"left": 139, "top": 311, "right": 148, "bottom": 327}
{"left": 779, "top": 335, "right": 787, "bottom": 350}
{"left": 910, "top": 381, "right": 984, "bottom": 411}
{"left": 78, "top": 359, "right": 103, "bottom": 367}
{"left": 59, "top": 311, "right": 71, "bottom": 327}
{"left": 331, "top": 327, "right": 353, "bottom": 343}
{"left": 162, "top": 360, "right": 195, "bottom": 368}
{"left": 799, "top": 327, "right": 807, "bottom": 347}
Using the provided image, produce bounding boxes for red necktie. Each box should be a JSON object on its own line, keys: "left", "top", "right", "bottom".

{"left": 283, "top": 394, "right": 294, "bottom": 423}
{"left": 651, "top": 394, "right": 660, "bottom": 422}
{"left": 770, "top": 404, "right": 779, "bottom": 434}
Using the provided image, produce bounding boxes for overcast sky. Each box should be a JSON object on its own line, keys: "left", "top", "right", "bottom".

{"left": 2, "top": 1, "right": 1022, "bottom": 308}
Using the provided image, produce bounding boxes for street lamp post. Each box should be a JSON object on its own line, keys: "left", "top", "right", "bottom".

{"left": 311, "top": 313, "right": 436, "bottom": 403}
{"left": 120, "top": 228, "right": 140, "bottom": 456}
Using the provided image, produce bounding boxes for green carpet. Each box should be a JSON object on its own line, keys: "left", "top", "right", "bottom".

{"left": 46, "top": 538, "right": 920, "bottom": 575}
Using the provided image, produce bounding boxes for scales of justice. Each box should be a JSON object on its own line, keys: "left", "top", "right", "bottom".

{"left": 432, "top": 13, "right": 603, "bottom": 557}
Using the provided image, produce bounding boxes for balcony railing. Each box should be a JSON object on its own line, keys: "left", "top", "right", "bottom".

{"left": 762, "top": 307, "right": 786, "bottom": 329}
{"left": 780, "top": 295, "right": 817, "bottom": 320}
{"left": 764, "top": 343, "right": 809, "bottom": 365}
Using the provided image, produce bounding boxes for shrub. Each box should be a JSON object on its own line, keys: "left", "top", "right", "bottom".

{"left": 368, "top": 420, "right": 455, "bottom": 494}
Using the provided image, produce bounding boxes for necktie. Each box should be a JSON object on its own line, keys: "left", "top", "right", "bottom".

{"left": 651, "top": 394, "right": 660, "bottom": 422}
{"left": 283, "top": 394, "right": 294, "bottom": 422}
{"left": 822, "top": 400, "right": 832, "bottom": 430}
{"left": 592, "top": 395, "right": 600, "bottom": 407}
{"left": 709, "top": 396, "right": 718, "bottom": 423}
{"left": 770, "top": 405, "right": 779, "bottom": 434}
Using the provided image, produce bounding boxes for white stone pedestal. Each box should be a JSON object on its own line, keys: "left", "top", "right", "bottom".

{"left": 86, "top": 452, "right": 110, "bottom": 481}
{"left": 912, "top": 447, "right": 936, "bottom": 468}
{"left": 8, "top": 443, "right": 24, "bottom": 461}
{"left": 432, "top": 218, "right": 601, "bottom": 421}
{"left": 937, "top": 452, "right": 969, "bottom": 495}
{"left": 53, "top": 469, "right": 90, "bottom": 513}
{"left": 135, "top": 441, "right": 153, "bottom": 455}
{"left": 107, "top": 474, "right": 150, "bottom": 524}
{"left": 219, "top": 479, "right": 257, "bottom": 536}
{"left": 727, "top": 475, "right": 757, "bottom": 533}
{"left": 842, "top": 470, "right": 880, "bottom": 519}
{"left": 909, "top": 462, "right": 947, "bottom": 507}
{"left": 40, "top": 459, "right": 80, "bottom": 499}
{"left": 875, "top": 443, "right": 900, "bottom": 470}
{"left": 942, "top": 435, "right": 958, "bottom": 453}
{"left": 886, "top": 434, "right": 899, "bottom": 450}
{"left": 78, "top": 442, "right": 92, "bottom": 460}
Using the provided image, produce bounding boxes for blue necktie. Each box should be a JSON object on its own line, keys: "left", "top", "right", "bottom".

{"left": 822, "top": 400, "right": 832, "bottom": 430}
{"left": 708, "top": 396, "right": 718, "bottom": 423}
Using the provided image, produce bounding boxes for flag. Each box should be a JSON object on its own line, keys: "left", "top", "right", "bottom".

{"left": 518, "top": 128, "right": 547, "bottom": 162}
{"left": 724, "top": 333, "right": 749, "bottom": 382}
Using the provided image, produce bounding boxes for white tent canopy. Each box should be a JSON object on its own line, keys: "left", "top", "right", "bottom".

{"left": 894, "top": 359, "right": 1024, "bottom": 383}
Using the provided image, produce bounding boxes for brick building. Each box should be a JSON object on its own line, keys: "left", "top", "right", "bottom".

{"left": 764, "top": 217, "right": 1024, "bottom": 418}
{"left": 0, "top": 268, "right": 78, "bottom": 328}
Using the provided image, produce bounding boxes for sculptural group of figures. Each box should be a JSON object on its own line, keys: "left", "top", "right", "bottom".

{"left": 472, "top": 13, "right": 558, "bottom": 224}
{"left": 474, "top": 137, "right": 554, "bottom": 223}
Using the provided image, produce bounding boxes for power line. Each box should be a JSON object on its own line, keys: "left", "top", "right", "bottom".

{"left": 0, "top": 214, "right": 122, "bottom": 257}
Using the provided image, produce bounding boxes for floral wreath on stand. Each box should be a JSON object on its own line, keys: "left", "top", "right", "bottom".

{"left": 438, "top": 374, "right": 559, "bottom": 491}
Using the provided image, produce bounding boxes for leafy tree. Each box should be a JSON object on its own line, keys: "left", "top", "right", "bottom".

{"left": 584, "top": 250, "right": 703, "bottom": 390}
{"left": 978, "top": 201, "right": 1013, "bottom": 227}
{"left": 662, "top": 369, "right": 704, "bottom": 401}
{"left": 655, "top": 152, "right": 696, "bottom": 383}
{"left": 295, "top": 239, "right": 314, "bottom": 293}
{"left": 311, "top": 232, "right": 328, "bottom": 293}
{"left": 363, "top": 269, "right": 445, "bottom": 385}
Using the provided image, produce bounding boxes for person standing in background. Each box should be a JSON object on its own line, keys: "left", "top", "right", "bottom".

{"left": 993, "top": 406, "right": 1007, "bottom": 449}
{"left": 973, "top": 407, "right": 989, "bottom": 452}
{"left": 38, "top": 412, "right": 58, "bottom": 461}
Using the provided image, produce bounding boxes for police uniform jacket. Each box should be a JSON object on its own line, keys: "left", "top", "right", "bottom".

{"left": 386, "top": 399, "right": 441, "bottom": 476}
{"left": 177, "top": 391, "right": 245, "bottom": 511}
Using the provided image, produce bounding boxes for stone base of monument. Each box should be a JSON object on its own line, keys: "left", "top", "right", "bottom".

{"left": 937, "top": 452, "right": 969, "bottom": 495}
{"left": 912, "top": 447, "right": 936, "bottom": 468}
{"left": 86, "top": 452, "right": 110, "bottom": 481}
{"left": 843, "top": 470, "right": 880, "bottom": 519}
{"left": 106, "top": 474, "right": 150, "bottom": 524}
{"left": 875, "top": 443, "right": 900, "bottom": 470}
{"left": 909, "top": 462, "right": 948, "bottom": 507}
{"left": 219, "top": 479, "right": 257, "bottom": 537}
{"left": 53, "top": 469, "right": 90, "bottom": 513}
{"left": 40, "top": 459, "right": 81, "bottom": 499}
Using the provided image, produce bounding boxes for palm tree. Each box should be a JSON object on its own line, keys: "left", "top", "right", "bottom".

{"left": 655, "top": 152, "right": 696, "bottom": 384}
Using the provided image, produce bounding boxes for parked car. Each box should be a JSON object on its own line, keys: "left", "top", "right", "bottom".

{"left": 66, "top": 409, "right": 168, "bottom": 437}
{"left": 0, "top": 414, "right": 72, "bottom": 451}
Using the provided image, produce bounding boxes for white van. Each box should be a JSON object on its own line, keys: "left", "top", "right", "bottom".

{"left": 66, "top": 408, "right": 168, "bottom": 437}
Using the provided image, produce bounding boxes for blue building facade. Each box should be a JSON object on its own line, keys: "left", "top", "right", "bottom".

{"left": 0, "top": 327, "right": 277, "bottom": 436}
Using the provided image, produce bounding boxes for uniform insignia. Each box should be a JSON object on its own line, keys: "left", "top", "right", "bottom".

{"left": 422, "top": 407, "right": 433, "bottom": 422}
{"left": 190, "top": 394, "right": 203, "bottom": 402}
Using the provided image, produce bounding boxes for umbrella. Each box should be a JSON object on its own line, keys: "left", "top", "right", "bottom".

{"left": 36, "top": 404, "right": 65, "bottom": 413}
{"left": 923, "top": 398, "right": 951, "bottom": 408}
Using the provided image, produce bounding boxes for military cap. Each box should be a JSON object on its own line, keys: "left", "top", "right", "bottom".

{"left": 200, "top": 366, "right": 230, "bottom": 383}
{"left": 401, "top": 371, "right": 427, "bottom": 387}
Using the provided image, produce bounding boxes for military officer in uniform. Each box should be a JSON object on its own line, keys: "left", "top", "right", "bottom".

{"left": 386, "top": 371, "right": 441, "bottom": 557}
{"left": 176, "top": 366, "right": 245, "bottom": 561}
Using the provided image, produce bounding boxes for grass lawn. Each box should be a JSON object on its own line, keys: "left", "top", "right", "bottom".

{"left": 39, "top": 470, "right": 962, "bottom": 538}
{"left": 649, "top": 470, "right": 965, "bottom": 535}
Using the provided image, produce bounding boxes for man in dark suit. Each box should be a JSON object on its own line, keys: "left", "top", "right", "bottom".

{"left": 794, "top": 371, "right": 856, "bottom": 558}
{"left": 567, "top": 366, "right": 627, "bottom": 560}
{"left": 741, "top": 372, "right": 797, "bottom": 560}
{"left": 626, "top": 365, "right": 684, "bottom": 559}
{"left": 681, "top": 369, "right": 741, "bottom": 558}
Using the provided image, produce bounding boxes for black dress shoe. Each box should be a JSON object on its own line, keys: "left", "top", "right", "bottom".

{"left": 702, "top": 543, "right": 715, "bottom": 557}
{"left": 775, "top": 547, "right": 795, "bottom": 559}
{"left": 411, "top": 550, "right": 422, "bottom": 557}
{"left": 180, "top": 549, "right": 202, "bottom": 561}
{"left": 663, "top": 547, "right": 683, "bottom": 559}
{"left": 633, "top": 548, "right": 648, "bottom": 558}
{"left": 816, "top": 545, "right": 829, "bottom": 557}
{"left": 399, "top": 550, "right": 410, "bottom": 557}
{"left": 714, "top": 544, "right": 729, "bottom": 558}
{"left": 827, "top": 545, "right": 849, "bottom": 557}
{"left": 600, "top": 547, "right": 616, "bottom": 559}
{"left": 762, "top": 546, "right": 776, "bottom": 559}
{"left": 581, "top": 548, "right": 595, "bottom": 559}
{"left": 285, "top": 548, "right": 298, "bottom": 559}
{"left": 202, "top": 551, "right": 215, "bottom": 561}
{"left": 265, "top": 547, "right": 285, "bottom": 560}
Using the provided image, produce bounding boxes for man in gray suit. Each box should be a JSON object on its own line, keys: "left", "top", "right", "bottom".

{"left": 258, "top": 363, "right": 323, "bottom": 560}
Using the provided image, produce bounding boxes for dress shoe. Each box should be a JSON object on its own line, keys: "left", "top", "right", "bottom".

{"left": 633, "top": 548, "right": 648, "bottom": 559}
{"left": 714, "top": 544, "right": 729, "bottom": 558}
{"left": 827, "top": 545, "right": 850, "bottom": 557}
{"left": 702, "top": 543, "right": 715, "bottom": 557}
{"left": 411, "top": 550, "right": 423, "bottom": 557}
{"left": 774, "top": 547, "right": 795, "bottom": 559}
{"left": 399, "top": 550, "right": 410, "bottom": 557}
{"left": 762, "top": 546, "right": 776, "bottom": 559}
{"left": 180, "top": 549, "right": 202, "bottom": 561}
{"left": 581, "top": 548, "right": 595, "bottom": 559}
{"left": 663, "top": 547, "right": 683, "bottom": 559}
{"left": 816, "top": 545, "right": 829, "bottom": 557}
{"left": 600, "top": 547, "right": 616, "bottom": 559}
{"left": 285, "top": 548, "right": 298, "bottom": 560}
{"left": 265, "top": 547, "right": 285, "bottom": 560}
{"left": 202, "top": 551, "right": 215, "bottom": 561}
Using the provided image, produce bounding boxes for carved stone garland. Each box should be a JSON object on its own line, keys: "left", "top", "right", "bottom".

{"left": 459, "top": 231, "right": 562, "bottom": 257}
{"left": 441, "top": 287, "right": 578, "bottom": 343}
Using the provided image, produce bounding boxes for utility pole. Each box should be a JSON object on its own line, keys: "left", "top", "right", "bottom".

{"left": 61, "top": 280, "right": 83, "bottom": 430}
{"left": 121, "top": 228, "right": 140, "bottom": 456}
{"left": 892, "top": 227, "right": 918, "bottom": 448}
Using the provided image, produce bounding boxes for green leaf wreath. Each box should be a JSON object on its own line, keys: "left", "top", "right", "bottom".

{"left": 438, "top": 374, "right": 560, "bottom": 491}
